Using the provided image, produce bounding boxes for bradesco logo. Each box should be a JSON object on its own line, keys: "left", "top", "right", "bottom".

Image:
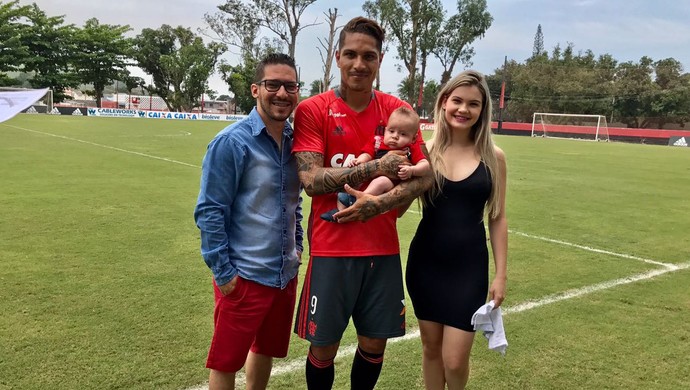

{"left": 146, "top": 111, "right": 198, "bottom": 120}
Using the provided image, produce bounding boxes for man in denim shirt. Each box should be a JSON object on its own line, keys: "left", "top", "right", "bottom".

{"left": 194, "top": 53, "right": 303, "bottom": 390}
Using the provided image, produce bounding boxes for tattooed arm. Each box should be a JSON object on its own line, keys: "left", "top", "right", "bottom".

{"left": 333, "top": 144, "right": 434, "bottom": 223}
{"left": 296, "top": 150, "right": 409, "bottom": 196}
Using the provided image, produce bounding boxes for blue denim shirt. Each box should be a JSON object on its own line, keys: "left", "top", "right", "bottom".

{"left": 194, "top": 108, "right": 303, "bottom": 289}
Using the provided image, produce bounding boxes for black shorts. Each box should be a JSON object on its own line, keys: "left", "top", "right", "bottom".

{"left": 294, "top": 255, "right": 406, "bottom": 346}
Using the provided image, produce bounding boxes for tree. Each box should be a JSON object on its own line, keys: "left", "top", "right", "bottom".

{"left": 0, "top": 0, "right": 31, "bottom": 80}
{"left": 204, "top": 0, "right": 319, "bottom": 60}
{"left": 612, "top": 57, "right": 654, "bottom": 128}
{"left": 218, "top": 37, "right": 282, "bottom": 115}
{"left": 419, "top": 78, "right": 441, "bottom": 119}
{"left": 204, "top": 1, "right": 315, "bottom": 113}
{"left": 649, "top": 58, "right": 690, "bottom": 127}
{"left": 506, "top": 44, "right": 618, "bottom": 122}
{"left": 368, "top": 0, "right": 444, "bottom": 110}
{"left": 396, "top": 74, "right": 439, "bottom": 118}
{"left": 132, "top": 25, "right": 226, "bottom": 112}
{"left": 218, "top": 54, "right": 258, "bottom": 114}
{"left": 109, "top": 72, "right": 145, "bottom": 108}
{"left": 118, "top": 72, "right": 146, "bottom": 108}
{"left": 20, "top": 4, "right": 79, "bottom": 102}
{"left": 202, "top": 0, "right": 262, "bottom": 55}
{"left": 532, "top": 24, "right": 544, "bottom": 58}
{"left": 122, "top": 73, "right": 145, "bottom": 96}
{"left": 317, "top": 8, "right": 340, "bottom": 91}
{"left": 487, "top": 39, "right": 689, "bottom": 128}
{"left": 72, "top": 18, "right": 132, "bottom": 107}
{"left": 416, "top": 0, "right": 443, "bottom": 113}
{"left": 362, "top": 0, "right": 392, "bottom": 90}
{"left": 309, "top": 79, "right": 322, "bottom": 96}
{"left": 372, "top": 0, "right": 424, "bottom": 107}
{"left": 433, "top": 0, "right": 493, "bottom": 85}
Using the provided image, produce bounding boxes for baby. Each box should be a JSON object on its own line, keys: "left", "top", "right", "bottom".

{"left": 321, "top": 106, "right": 430, "bottom": 221}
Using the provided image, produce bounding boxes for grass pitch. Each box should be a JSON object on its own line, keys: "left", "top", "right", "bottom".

{"left": 1, "top": 115, "right": 688, "bottom": 389}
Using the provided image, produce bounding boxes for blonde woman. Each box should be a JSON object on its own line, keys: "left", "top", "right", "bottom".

{"left": 406, "top": 70, "right": 508, "bottom": 390}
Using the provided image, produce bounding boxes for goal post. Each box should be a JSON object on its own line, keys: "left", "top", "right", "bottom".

{"left": 531, "top": 112, "right": 609, "bottom": 142}
{"left": 0, "top": 87, "right": 54, "bottom": 123}
{"left": 0, "top": 87, "right": 53, "bottom": 114}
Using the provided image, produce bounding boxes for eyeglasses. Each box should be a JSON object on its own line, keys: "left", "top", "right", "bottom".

{"left": 258, "top": 79, "right": 300, "bottom": 94}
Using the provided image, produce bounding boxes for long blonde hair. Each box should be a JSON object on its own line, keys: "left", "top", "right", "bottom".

{"left": 426, "top": 70, "right": 502, "bottom": 219}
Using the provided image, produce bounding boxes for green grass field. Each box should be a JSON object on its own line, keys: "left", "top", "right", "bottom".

{"left": 1, "top": 114, "right": 689, "bottom": 390}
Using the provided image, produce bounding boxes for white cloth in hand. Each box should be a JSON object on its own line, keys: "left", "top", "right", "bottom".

{"left": 470, "top": 300, "right": 508, "bottom": 356}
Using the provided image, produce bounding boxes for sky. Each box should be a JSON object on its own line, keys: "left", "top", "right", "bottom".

{"left": 17, "top": 0, "right": 690, "bottom": 98}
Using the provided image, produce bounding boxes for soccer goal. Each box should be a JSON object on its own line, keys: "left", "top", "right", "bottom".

{"left": 0, "top": 87, "right": 53, "bottom": 114}
{"left": 531, "top": 113, "right": 609, "bottom": 142}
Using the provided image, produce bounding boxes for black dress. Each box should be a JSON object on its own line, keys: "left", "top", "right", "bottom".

{"left": 406, "top": 161, "right": 492, "bottom": 332}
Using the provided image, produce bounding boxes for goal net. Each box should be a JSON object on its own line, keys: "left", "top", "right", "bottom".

{"left": 0, "top": 87, "right": 54, "bottom": 123}
{"left": 0, "top": 87, "right": 53, "bottom": 113}
{"left": 531, "top": 113, "right": 609, "bottom": 142}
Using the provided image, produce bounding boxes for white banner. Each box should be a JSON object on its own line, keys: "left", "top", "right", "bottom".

{"left": 0, "top": 88, "right": 49, "bottom": 123}
{"left": 86, "top": 107, "right": 248, "bottom": 122}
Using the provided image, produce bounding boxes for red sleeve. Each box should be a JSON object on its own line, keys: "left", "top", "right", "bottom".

{"left": 293, "top": 96, "right": 325, "bottom": 154}
{"left": 361, "top": 136, "right": 376, "bottom": 157}
{"left": 415, "top": 128, "right": 425, "bottom": 146}
{"left": 408, "top": 139, "right": 426, "bottom": 164}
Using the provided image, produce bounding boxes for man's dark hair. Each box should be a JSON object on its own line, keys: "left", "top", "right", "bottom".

{"left": 338, "top": 16, "right": 385, "bottom": 53}
{"left": 254, "top": 53, "right": 298, "bottom": 82}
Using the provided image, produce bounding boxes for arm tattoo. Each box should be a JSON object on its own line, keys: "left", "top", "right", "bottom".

{"left": 375, "top": 174, "right": 433, "bottom": 215}
{"left": 378, "top": 156, "right": 400, "bottom": 177}
{"left": 296, "top": 151, "right": 380, "bottom": 195}
{"left": 366, "top": 144, "right": 433, "bottom": 218}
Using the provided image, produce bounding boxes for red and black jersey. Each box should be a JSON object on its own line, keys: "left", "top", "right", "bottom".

{"left": 361, "top": 135, "right": 426, "bottom": 165}
{"left": 293, "top": 90, "right": 423, "bottom": 257}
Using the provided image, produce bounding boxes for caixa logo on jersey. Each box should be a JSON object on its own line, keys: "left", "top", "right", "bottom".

{"left": 330, "top": 153, "right": 357, "bottom": 167}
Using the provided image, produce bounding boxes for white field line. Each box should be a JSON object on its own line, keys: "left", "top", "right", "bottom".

{"left": 405, "top": 209, "right": 676, "bottom": 269}
{"left": 197, "top": 210, "right": 687, "bottom": 388}
{"left": 4, "top": 124, "right": 200, "bottom": 169}
{"left": 186, "top": 332, "right": 424, "bottom": 390}
{"left": 9, "top": 123, "right": 683, "bottom": 387}
{"left": 116, "top": 131, "right": 192, "bottom": 137}
{"left": 504, "top": 261, "right": 689, "bottom": 314}
{"left": 508, "top": 230, "right": 677, "bottom": 269}
{"left": 189, "top": 260, "right": 690, "bottom": 389}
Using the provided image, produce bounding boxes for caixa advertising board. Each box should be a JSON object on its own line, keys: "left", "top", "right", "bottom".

{"left": 86, "top": 108, "right": 247, "bottom": 122}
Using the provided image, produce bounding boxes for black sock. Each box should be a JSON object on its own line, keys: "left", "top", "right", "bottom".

{"left": 306, "top": 348, "right": 335, "bottom": 390}
{"left": 350, "top": 346, "right": 384, "bottom": 390}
